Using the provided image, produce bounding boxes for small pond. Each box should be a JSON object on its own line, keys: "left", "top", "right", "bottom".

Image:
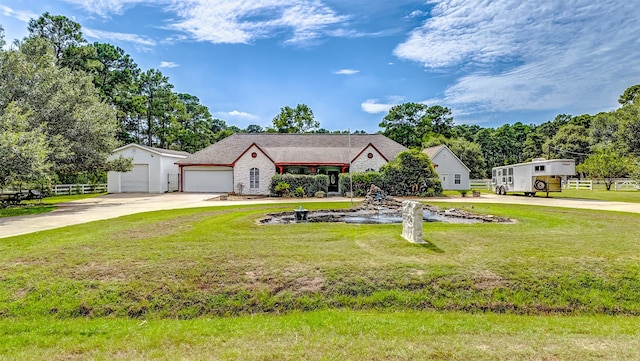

{"left": 260, "top": 207, "right": 509, "bottom": 225}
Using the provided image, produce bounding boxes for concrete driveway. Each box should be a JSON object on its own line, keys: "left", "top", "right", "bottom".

{"left": 1, "top": 192, "right": 639, "bottom": 239}
{"left": 0, "top": 193, "right": 353, "bottom": 239}
{"left": 0, "top": 193, "right": 220, "bottom": 238}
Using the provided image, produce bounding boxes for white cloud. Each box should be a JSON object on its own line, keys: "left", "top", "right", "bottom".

{"left": 227, "top": 110, "right": 258, "bottom": 119}
{"left": 84, "top": 28, "right": 156, "bottom": 47}
{"left": 361, "top": 97, "right": 404, "bottom": 114}
{"left": 62, "top": 0, "right": 148, "bottom": 17}
{"left": 333, "top": 69, "right": 359, "bottom": 75}
{"left": 159, "top": 61, "right": 179, "bottom": 68}
{"left": 0, "top": 5, "right": 39, "bottom": 22}
{"left": 406, "top": 10, "right": 427, "bottom": 19}
{"left": 168, "top": 0, "right": 348, "bottom": 45}
{"left": 394, "top": 0, "right": 640, "bottom": 117}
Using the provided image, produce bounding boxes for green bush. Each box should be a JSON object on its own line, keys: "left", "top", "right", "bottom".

{"left": 274, "top": 181, "right": 290, "bottom": 196}
{"left": 339, "top": 172, "right": 384, "bottom": 196}
{"left": 380, "top": 150, "right": 442, "bottom": 197}
{"left": 293, "top": 186, "right": 305, "bottom": 198}
{"left": 269, "top": 174, "right": 329, "bottom": 196}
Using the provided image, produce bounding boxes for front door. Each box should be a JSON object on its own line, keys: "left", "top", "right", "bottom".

{"left": 328, "top": 171, "right": 339, "bottom": 192}
{"left": 440, "top": 173, "right": 449, "bottom": 190}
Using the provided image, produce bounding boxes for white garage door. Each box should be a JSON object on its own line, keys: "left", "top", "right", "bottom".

{"left": 183, "top": 169, "right": 233, "bottom": 192}
{"left": 121, "top": 164, "right": 149, "bottom": 192}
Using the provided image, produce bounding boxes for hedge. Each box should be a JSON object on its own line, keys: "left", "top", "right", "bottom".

{"left": 269, "top": 174, "right": 329, "bottom": 196}
{"left": 339, "top": 172, "right": 384, "bottom": 196}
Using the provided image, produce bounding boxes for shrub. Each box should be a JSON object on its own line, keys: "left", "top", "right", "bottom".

{"left": 293, "top": 186, "right": 305, "bottom": 198}
{"left": 274, "top": 181, "right": 290, "bottom": 196}
{"left": 339, "top": 172, "right": 384, "bottom": 196}
{"left": 269, "top": 174, "right": 329, "bottom": 196}
{"left": 380, "top": 150, "right": 442, "bottom": 197}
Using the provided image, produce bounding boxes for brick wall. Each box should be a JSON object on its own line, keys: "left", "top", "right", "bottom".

{"left": 233, "top": 145, "right": 275, "bottom": 195}
{"left": 351, "top": 145, "right": 387, "bottom": 172}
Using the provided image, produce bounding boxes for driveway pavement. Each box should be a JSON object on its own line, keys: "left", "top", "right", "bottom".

{"left": 1, "top": 192, "right": 639, "bottom": 239}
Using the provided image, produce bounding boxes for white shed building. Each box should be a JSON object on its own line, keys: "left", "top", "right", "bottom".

{"left": 107, "top": 144, "right": 190, "bottom": 193}
{"left": 423, "top": 145, "right": 471, "bottom": 191}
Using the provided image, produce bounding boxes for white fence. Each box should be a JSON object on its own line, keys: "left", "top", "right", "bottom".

{"left": 52, "top": 184, "right": 107, "bottom": 195}
{"left": 614, "top": 180, "right": 639, "bottom": 191}
{"left": 470, "top": 179, "right": 492, "bottom": 190}
{"left": 565, "top": 180, "right": 593, "bottom": 190}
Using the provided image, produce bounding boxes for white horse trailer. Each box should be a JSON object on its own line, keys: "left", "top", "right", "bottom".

{"left": 492, "top": 158, "right": 576, "bottom": 196}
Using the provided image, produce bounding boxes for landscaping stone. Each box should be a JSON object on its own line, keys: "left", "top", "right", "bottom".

{"left": 402, "top": 200, "right": 425, "bottom": 244}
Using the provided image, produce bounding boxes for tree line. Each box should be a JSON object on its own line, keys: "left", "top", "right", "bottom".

{"left": 377, "top": 87, "right": 640, "bottom": 185}
{"left": 1, "top": 12, "right": 639, "bottom": 189}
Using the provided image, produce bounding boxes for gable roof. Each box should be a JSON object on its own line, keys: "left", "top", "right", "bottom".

{"left": 422, "top": 144, "right": 470, "bottom": 172}
{"left": 113, "top": 143, "right": 191, "bottom": 158}
{"left": 177, "top": 133, "right": 408, "bottom": 166}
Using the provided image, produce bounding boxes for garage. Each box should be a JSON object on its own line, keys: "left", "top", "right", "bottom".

{"left": 182, "top": 167, "right": 233, "bottom": 193}
{"left": 107, "top": 144, "right": 190, "bottom": 194}
{"left": 121, "top": 164, "right": 150, "bottom": 192}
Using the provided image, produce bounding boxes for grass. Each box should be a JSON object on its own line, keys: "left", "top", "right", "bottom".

{"left": 1, "top": 311, "right": 638, "bottom": 360}
{"left": 0, "top": 204, "right": 56, "bottom": 218}
{"left": 548, "top": 188, "right": 640, "bottom": 203}
{"left": 468, "top": 184, "right": 640, "bottom": 203}
{"left": 1, "top": 201, "right": 639, "bottom": 359}
{"left": 0, "top": 193, "right": 105, "bottom": 218}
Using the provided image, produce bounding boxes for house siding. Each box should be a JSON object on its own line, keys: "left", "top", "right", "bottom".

{"left": 233, "top": 145, "right": 275, "bottom": 195}
{"left": 107, "top": 146, "right": 173, "bottom": 193}
{"left": 431, "top": 151, "right": 470, "bottom": 190}
{"left": 351, "top": 145, "right": 387, "bottom": 172}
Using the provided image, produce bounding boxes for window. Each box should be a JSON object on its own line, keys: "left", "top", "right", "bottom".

{"left": 535, "top": 165, "right": 545, "bottom": 172}
{"left": 250, "top": 168, "right": 259, "bottom": 189}
{"left": 454, "top": 174, "right": 461, "bottom": 185}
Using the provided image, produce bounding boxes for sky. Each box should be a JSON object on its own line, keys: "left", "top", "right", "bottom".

{"left": 1, "top": 1, "right": 639, "bottom": 133}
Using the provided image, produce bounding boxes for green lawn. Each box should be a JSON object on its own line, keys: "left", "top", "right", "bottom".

{"left": 468, "top": 184, "right": 640, "bottom": 203}
{"left": 549, "top": 188, "right": 640, "bottom": 202}
{"left": 1, "top": 201, "right": 639, "bottom": 359}
{"left": 0, "top": 193, "right": 105, "bottom": 218}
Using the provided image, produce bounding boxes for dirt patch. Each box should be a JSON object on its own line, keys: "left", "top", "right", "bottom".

{"left": 472, "top": 270, "right": 509, "bottom": 290}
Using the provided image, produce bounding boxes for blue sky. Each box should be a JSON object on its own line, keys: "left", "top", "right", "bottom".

{"left": 1, "top": 0, "right": 639, "bottom": 133}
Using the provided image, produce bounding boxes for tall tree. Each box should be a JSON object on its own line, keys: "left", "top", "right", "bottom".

{"left": 379, "top": 102, "right": 429, "bottom": 148}
{"left": 167, "top": 93, "right": 216, "bottom": 153}
{"left": 27, "top": 12, "right": 85, "bottom": 62}
{"left": 590, "top": 111, "right": 619, "bottom": 149}
{"left": 0, "top": 103, "right": 50, "bottom": 188}
{"left": 271, "top": 104, "right": 319, "bottom": 133}
{"left": 245, "top": 124, "right": 264, "bottom": 133}
{"left": 1, "top": 37, "right": 118, "bottom": 180}
{"left": 615, "top": 104, "right": 640, "bottom": 156}
{"left": 0, "top": 25, "right": 6, "bottom": 49}
{"left": 545, "top": 124, "right": 591, "bottom": 164}
{"left": 618, "top": 84, "right": 640, "bottom": 105}
{"left": 137, "top": 69, "right": 174, "bottom": 147}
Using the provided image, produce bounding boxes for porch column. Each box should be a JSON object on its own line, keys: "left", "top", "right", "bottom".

{"left": 310, "top": 166, "right": 315, "bottom": 175}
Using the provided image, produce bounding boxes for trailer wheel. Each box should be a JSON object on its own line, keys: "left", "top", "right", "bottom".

{"left": 534, "top": 179, "right": 546, "bottom": 191}
{"left": 499, "top": 186, "right": 506, "bottom": 195}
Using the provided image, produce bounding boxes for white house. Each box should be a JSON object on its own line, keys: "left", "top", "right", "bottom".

{"left": 107, "top": 144, "right": 190, "bottom": 193}
{"left": 423, "top": 145, "right": 470, "bottom": 190}
{"left": 176, "top": 133, "right": 408, "bottom": 194}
